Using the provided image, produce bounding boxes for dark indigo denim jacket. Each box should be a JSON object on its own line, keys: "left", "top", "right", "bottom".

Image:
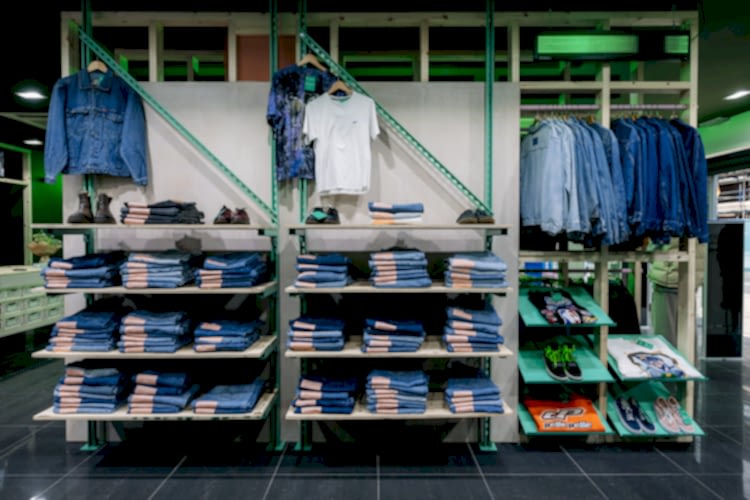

{"left": 44, "top": 70, "right": 148, "bottom": 185}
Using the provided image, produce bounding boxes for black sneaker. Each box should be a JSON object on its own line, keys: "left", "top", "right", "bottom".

{"left": 615, "top": 397, "right": 641, "bottom": 433}
{"left": 561, "top": 343, "right": 582, "bottom": 380}
{"left": 543, "top": 343, "right": 567, "bottom": 381}
{"left": 325, "top": 207, "right": 340, "bottom": 224}
{"left": 629, "top": 397, "right": 656, "bottom": 433}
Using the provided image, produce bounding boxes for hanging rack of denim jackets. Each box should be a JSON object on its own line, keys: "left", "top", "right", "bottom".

{"left": 520, "top": 103, "right": 707, "bottom": 249}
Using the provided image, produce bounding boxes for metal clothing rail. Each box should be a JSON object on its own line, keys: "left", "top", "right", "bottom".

{"left": 520, "top": 104, "right": 600, "bottom": 112}
{"left": 610, "top": 103, "right": 688, "bottom": 110}
{"left": 72, "top": 22, "right": 277, "bottom": 225}
{"left": 298, "top": 32, "right": 492, "bottom": 215}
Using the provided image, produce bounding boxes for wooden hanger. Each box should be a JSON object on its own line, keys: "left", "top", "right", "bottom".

{"left": 297, "top": 53, "right": 327, "bottom": 72}
{"left": 327, "top": 79, "right": 352, "bottom": 96}
{"left": 87, "top": 59, "right": 108, "bottom": 73}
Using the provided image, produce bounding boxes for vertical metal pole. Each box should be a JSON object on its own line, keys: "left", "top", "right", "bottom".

{"left": 484, "top": 0, "right": 494, "bottom": 209}
{"left": 298, "top": 0, "right": 309, "bottom": 223}
{"left": 270, "top": 0, "right": 279, "bottom": 219}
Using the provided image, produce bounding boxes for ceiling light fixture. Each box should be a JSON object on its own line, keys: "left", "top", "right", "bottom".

{"left": 15, "top": 90, "right": 47, "bottom": 101}
{"left": 23, "top": 139, "right": 43, "bottom": 146}
{"left": 724, "top": 90, "right": 750, "bottom": 100}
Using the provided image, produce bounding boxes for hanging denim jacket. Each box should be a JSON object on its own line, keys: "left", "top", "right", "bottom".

{"left": 44, "top": 69, "right": 148, "bottom": 185}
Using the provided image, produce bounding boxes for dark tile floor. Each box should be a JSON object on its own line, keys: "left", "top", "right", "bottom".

{"left": 0, "top": 354, "right": 747, "bottom": 500}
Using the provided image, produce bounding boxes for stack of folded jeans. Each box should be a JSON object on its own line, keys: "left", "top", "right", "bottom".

{"left": 120, "top": 200, "right": 205, "bottom": 225}
{"left": 292, "top": 375, "right": 357, "bottom": 414}
{"left": 128, "top": 371, "right": 200, "bottom": 414}
{"left": 368, "top": 201, "right": 424, "bottom": 225}
{"left": 192, "top": 380, "right": 266, "bottom": 414}
{"left": 42, "top": 252, "right": 124, "bottom": 289}
{"left": 120, "top": 251, "right": 195, "bottom": 288}
{"left": 366, "top": 369, "right": 429, "bottom": 414}
{"left": 361, "top": 318, "right": 425, "bottom": 353}
{"left": 53, "top": 364, "right": 128, "bottom": 414}
{"left": 117, "top": 311, "right": 192, "bottom": 353}
{"left": 195, "top": 252, "right": 268, "bottom": 289}
{"left": 46, "top": 308, "right": 124, "bottom": 352}
{"left": 369, "top": 249, "right": 431, "bottom": 288}
{"left": 444, "top": 251, "right": 508, "bottom": 288}
{"left": 193, "top": 319, "right": 263, "bottom": 352}
{"left": 287, "top": 316, "right": 345, "bottom": 351}
{"left": 445, "top": 376, "right": 504, "bottom": 414}
{"left": 442, "top": 304, "right": 504, "bottom": 352}
{"left": 294, "top": 254, "right": 351, "bottom": 288}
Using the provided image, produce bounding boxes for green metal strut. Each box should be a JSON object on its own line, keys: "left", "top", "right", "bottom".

{"left": 71, "top": 22, "right": 277, "bottom": 226}
{"left": 484, "top": 0, "right": 495, "bottom": 209}
{"left": 298, "top": 32, "right": 492, "bottom": 215}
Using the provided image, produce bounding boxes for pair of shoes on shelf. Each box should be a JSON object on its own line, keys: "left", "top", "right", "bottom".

{"left": 305, "top": 206, "right": 340, "bottom": 224}
{"left": 68, "top": 192, "right": 115, "bottom": 224}
{"left": 456, "top": 209, "right": 495, "bottom": 224}
{"left": 615, "top": 397, "right": 656, "bottom": 433}
{"left": 653, "top": 396, "right": 695, "bottom": 434}
{"left": 213, "top": 206, "right": 251, "bottom": 224}
{"left": 543, "top": 342, "right": 582, "bottom": 381}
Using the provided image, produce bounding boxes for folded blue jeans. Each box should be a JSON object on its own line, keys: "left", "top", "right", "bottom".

{"left": 367, "top": 201, "right": 424, "bottom": 213}
{"left": 446, "top": 377, "right": 501, "bottom": 398}
{"left": 446, "top": 306, "right": 501, "bottom": 326}
{"left": 297, "top": 254, "right": 350, "bottom": 266}
{"left": 192, "top": 381, "right": 264, "bottom": 412}
{"left": 287, "top": 339, "right": 345, "bottom": 351}
{"left": 49, "top": 252, "right": 124, "bottom": 270}
{"left": 296, "top": 389, "right": 353, "bottom": 400}
{"left": 133, "top": 371, "right": 190, "bottom": 388}
{"left": 203, "top": 252, "right": 264, "bottom": 270}
{"left": 448, "top": 402, "right": 504, "bottom": 413}
{"left": 369, "top": 250, "right": 426, "bottom": 262}
{"left": 293, "top": 397, "right": 355, "bottom": 407}
{"left": 55, "top": 310, "right": 122, "bottom": 330}
{"left": 364, "top": 318, "right": 424, "bottom": 333}
{"left": 128, "top": 384, "right": 200, "bottom": 408}
{"left": 58, "top": 374, "right": 123, "bottom": 387}
{"left": 295, "top": 263, "right": 348, "bottom": 273}
{"left": 293, "top": 405, "right": 354, "bottom": 414}
{"left": 46, "top": 343, "right": 114, "bottom": 352}
{"left": 368, "top": 259, "right": 428, "bottom": 270}
{"left": 43, "top": 266, "right": 118, "bottom": 279}
{"left": 288, "top": 329, "right": 343, "bottom": 339}
{"left": 298, "top": 375, "right": 358, "bottom": 393}
{"left": 290, "top": 317, "right": 346, "bottom": 331}
{"left": 367, "top": 369, "right": 428, "bottom": 387}
{"left": 54, "top": 403, "right": 121, "bottom": 413}
{"left": 294, "top": 279, "right": 349, "bottom": 288}
{"left": 295, "top": 271, "right": 349, "bottom": 283}
{"left": 128, "top": 251, "right": 193, "bottom": 266}
{"left": 372, "top": 277, "right": 432, "bottom": 288}
{"left": 447, "top": 252, "right": 507, "bottom": 272}
{"left": 64, "top": 365, "right": 119, "bottom": 378}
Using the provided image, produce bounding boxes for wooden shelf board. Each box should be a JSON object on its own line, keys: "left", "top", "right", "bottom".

{"left": 285, "top": 336, "right": 513, "bottom": 358}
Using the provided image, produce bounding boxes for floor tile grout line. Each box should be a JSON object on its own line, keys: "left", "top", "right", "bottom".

{"left": 560, "top": 446, "right": 609, "bottom": 500}
{"left": 29, "top": 446, "right": 100, "bottom": 500}
{"left": 146, "top": 455, "right": 187, "bottom": 500}
{"left": 465, "top": 442, "right": 495, "bottom": 500}
{"left": 0, "top": 422, "right": 53, "bottom": 460}
{"left": 704, "top": 425, "right": 743, "bottom": 446}
{"left": 376, "top": 454, "right": 380, "bottom": 500}
{"left": 260, "top": 441, "right": 288, "bottom": 500}
{"left": 654, "top": 448, "right": 725, "bottom": 500}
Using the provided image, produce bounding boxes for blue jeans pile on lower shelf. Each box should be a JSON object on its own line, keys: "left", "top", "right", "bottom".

{"left": 193, "top": 319, "right": 263, "bottom": 352}
{"left": 120, "top": 251, "right": 196, "bottom": 288}
{"left": 442, "top": 304, "right": 504, "bottom": 353}
{"left": 46, "top": 308, "right": 125, "bottom": 352}
{"left": 444, "top": 251, "right": 508, "bottom": 289}
{"left": 191, "top": 380, "right": 266, "bottom": 414}
{"left": 361, "top": 318, "right": 425, "bottom": 353}
{"left": 128, "top": 371, "right": 199, "bottom": 414}
{"left": 286, "top": 316, "right": 345, "bottom": 352}
{"left": 195, "top": 252, "right": 268, "bottom": 289}
{"left": 369, "top": 249, "right": 431, "bottom": 288}
{"left": 366, "top": 369, "right": 429, "bottom": 414}
{"left": 294, "top": 254, "right": 351, "bottom": 288}
{"left": 53, "top": 364, "right": 127, "bottom": 414}
{"left": 445, "top": 376, "right": 504, "bottom": 414}
{"left": 117, "top": 311, "right": 191, "bottom": 353}
{"left": 292, "top": 375, "right": 357, "bottom": 414}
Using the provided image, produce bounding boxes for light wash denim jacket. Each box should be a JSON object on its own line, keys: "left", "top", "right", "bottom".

{"left": 44, "top": 70, "right": 148, "bottom": 185}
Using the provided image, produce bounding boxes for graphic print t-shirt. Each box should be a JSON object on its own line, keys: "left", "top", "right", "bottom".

{"left": 303, "top": 92, "right": 380, "bottom": 195}
{"left": 524, "top": 394, "right": 606, "bottom": 432}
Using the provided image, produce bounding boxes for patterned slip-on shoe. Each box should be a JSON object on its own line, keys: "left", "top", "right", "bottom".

{"left": 653, "top": 396, "right": 681, "bottom": 433}
{"left": 629, "top": 397, "right": 656, "bottom": 433}
{"left": 213, "top": 205, "right": 233, "bottom": 224}
{"left": 456, "top": 209, "right": 478, "bottom": 224}
{"left": 666, "top": 396, "right": 695, "bottom": 433}
{"left": 615, "top": 397, "right": 641, "bottom": 433}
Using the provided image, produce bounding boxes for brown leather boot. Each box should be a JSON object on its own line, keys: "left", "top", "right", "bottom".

{"left": 93, "top": 193, "right": 116, "bottom": 224}
{"left": 67, "top": 191, "right": 93, "bottom": 223}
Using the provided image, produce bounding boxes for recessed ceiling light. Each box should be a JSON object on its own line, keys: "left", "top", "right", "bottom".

{"left": 724, "top": 90, "right": 750, "bottom": 100}
{"left": 15, "top": 90, "right": 47, "bottom": 100}
{"left": 23, "top": 139, "right": 43, "bottom": 146}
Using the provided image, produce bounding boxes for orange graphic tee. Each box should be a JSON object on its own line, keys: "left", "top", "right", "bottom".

{"left": 524, "top": 393, "right": 606, "bottom": 432}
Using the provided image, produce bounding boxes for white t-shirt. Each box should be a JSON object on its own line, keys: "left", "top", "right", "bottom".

{"left": 607, "top": 336, "right": 702, "bottom": 379}
{"left": 303, "top": 92, "right": 380, "bottom": 195}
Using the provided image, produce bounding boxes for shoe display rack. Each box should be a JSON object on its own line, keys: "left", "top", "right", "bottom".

{"left": 284, "top": 223, "right": 514, "bottom": 450}
{"left": 29, "top": 223, "right": 282, "bottom": 449}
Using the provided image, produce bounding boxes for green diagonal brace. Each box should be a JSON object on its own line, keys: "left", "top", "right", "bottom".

{"left": 72, "top": 22, "right": 277, "bottom": 225}
{"left": 299, "top": 32, "right": 491, "bottom": 214}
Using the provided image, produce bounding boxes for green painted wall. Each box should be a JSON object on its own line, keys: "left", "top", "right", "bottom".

{"left": 699, "top": 110, "right": 750, "bottom": 159}
{"left": 31, "top": 150, "right": 62, "bottom": 223}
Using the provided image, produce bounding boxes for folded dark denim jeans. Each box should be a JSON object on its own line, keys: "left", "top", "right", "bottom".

{"left": 443, "top": 334, "right": 503, "bottom": 344}
{"left": 118, "top": 341, "right": 189, "bottom": 353}
{"left": 133, "top": 384, "right": 186, "bottom": 396}
{"left": 133, "top": 371, "right": 190, "bottom": 388}
{"left": 290, "top": 317, "right": 346, "bottom": 331}
{"left": 65, "top": 365, "right": 119, "bottom": 378}
{"left": 367, "top": 369, "right": 428, "bottom": 387}
{"left": 446, "top": 377, "right": 501, "bottom": 398}
{"left": 59, "top": 374, "right": 124, "bottom": 387}
{"left": 129, "top": 384, "right": 199, "bottom": 408}
{"left": 128, "top": 403, "right": 184, "bottom": 414}
{"left": 293, "top": 405, "right": 354, "bottom": 414}
{"left": 369, "top": 250, "right": 425, "bottom": 262}
{"left": 287, "top": 340, "right": 345, "bottom": 351}
{"left": 297, "top": 253, "right": 350, "bottom": 266}
{"left": 372, "top": 277, "right": 432, "bottom": 288}
{"left": 122, "top": 311, "right": 189, "bottom": 325}
{"left": 295, "top": 271, "right": 348, "bottom": 283}
{"left": 295, "top": 263, "right": 348, "bottom": 273}
{"left": 367, "top": 258, "right": 428, "bottom": 270}
{"left": 367, "top": 406, "right": 425, "bottom": 414}
{"left": 46, "top": 343, "right": 115, "bottom": 352}
{"left": 296, "top": 389, "right": 354, "bottom": 400}
{"left": 367, "top": 201, "right": 424, "bottom": 213}
{"left": 446, "top": 305, "right": 502, "bottom": 326}
{"left": 288, "top": 329, "right": 343, "bottom": 339}
{"left": 293, "top": 279, "right": 350, "bottom": 288}
{"left": 298, "top": 375, "right": 358, "bottom": 393}
{"left": 54, "top": 403, "right": 121, "bottom": 413}
{"left": 445, "top": 343, "right": 499, "bottom": 352}
{"left": 363, "top": 329, "right": 425, "bottom": 340}
{"left": 49, "top": 251, "right": 125, "bottom": 270}
{"left": 371, "top": 269, "right": 430, "bottom": 280}
{"left": 203, "top": 252, "right": 264, "bottom": 270}
{"left": 293, "top": 397, "right": 355, "bottom": 407}
{"left": 56, "top": 385, "right": 125, "bottom": 397}
{"left": 191, "top": 381, "right": 265, "bottom": 413}
{"left": 128, "top": 251, "right": 193, "bottom": 266}
{"left": 445, "top": 321, "right": 499, "bottom": 334}
{"left": 194, "top": 320, "right": 263, "bottom": 336}
{"left": 43, "top": 266, "right": 118, "bottom": 279}
{"left": 121, "top": 205, "right": 181, "bottom": 216}
{"left": 448, "top": 402, "right": 504, "bottom": 413}
{"left": 447, "top": 251, "right": 507, "bottom": 272}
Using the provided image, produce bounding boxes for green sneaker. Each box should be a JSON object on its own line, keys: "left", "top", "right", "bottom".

{"left": 543, "top": 343, "right": 567, "bottom": 381}
{"left": 561, "top": 343, "right": 582, "bottom": 380}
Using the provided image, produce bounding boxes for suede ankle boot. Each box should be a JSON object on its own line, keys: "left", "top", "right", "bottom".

{"left": 93, "top": 193, "right": 116, "bottom": 224}
{"left": 68, "top": 192, "right": 93, "bottom": 224}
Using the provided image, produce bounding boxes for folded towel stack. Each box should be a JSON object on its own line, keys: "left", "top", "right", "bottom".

{"left": 192, "top": 380, "right": 266, "bottom": 414}
{"left": 128, "top": 371, "right": 199, "bottom": 414}
{"left": 444, "top": 251, "right": 508, "bottom": 289}
{"left": 195, "top": 252, "right": 268, "bottom": 289}
{"left": 443, "top": 304, "right": 504, "bottom": 352}
{"left": 287, "top": 316, "right": 345, "bottom": 351}
{"left": 369, "top": 249, "right": 431, "bottom": 288}
{"left": 445, "top": 376, "right": 505, "bottom": 414}
{"left": 120, "top": 251, "right": 195, "bottom": 288}
{"left": 368, "top": 201, "right": 424, "bottom": 225}
{"left": 46, "top": 308, "right": 124, "bottom": 352}
{"left": 361, "top": 318, "right": 425, "bottom": 353}
{"left": 117, "top": 311, "right": 192, "bottom": 353}
{"left": 120, "top": 200, "right": 204, "bottom": 225}
{"left": 193, "top": 319, "right": 263, "bottom": 352}
{"left": 366, "top": 369, "right": 429, "bottom": 414}
{"left": 294, "top": 254, "right": 351, "bottom": 288}
{"left": 292, "top": 375, "right": 358, "bottom": 414}
{"left": 53, "top": 364, "right": 128, "bottom": 414}
{"left": 42, "top": 252, "right": 124, "bottom": 289}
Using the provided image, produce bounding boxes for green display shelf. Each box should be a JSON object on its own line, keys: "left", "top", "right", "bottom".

{"left": 518, "top": 401, "right": 614, "bottom": 436}
{"left": 519, "top": 337, "right": 614, "bottom": 384}
{"left": 607, "top": 382, "right": 705, "bottom": 438}
{"left": 607, "top": 334, "right": 708, "bottom": 382}
{"left": 518, "top": 286, "right": 616, "bottom": 328}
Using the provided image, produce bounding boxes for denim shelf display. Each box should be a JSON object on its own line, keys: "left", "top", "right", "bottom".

{"left": 29, "top": 225, "right": 283, "bottom": 451}
{"left": 285, "top": 223, "right": 514, "bottom": 451}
